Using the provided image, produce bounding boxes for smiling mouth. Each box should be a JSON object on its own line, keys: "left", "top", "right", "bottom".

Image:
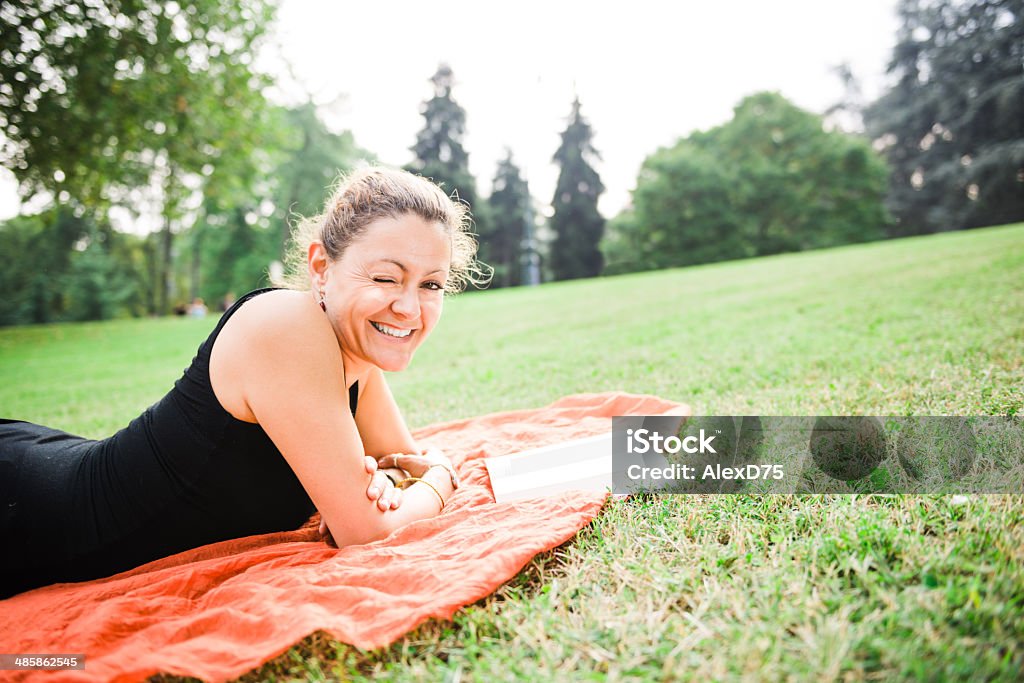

{"left": 371, "top": 321, "right": 414, "bottom": 338}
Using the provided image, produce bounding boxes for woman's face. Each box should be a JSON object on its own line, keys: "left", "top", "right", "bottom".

{"left": 316, "top": 213, "right": 451, "bottom": 374}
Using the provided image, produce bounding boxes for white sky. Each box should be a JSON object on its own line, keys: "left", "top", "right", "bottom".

{"left": 0, "top": 0, "right": 899, "bottom": 223}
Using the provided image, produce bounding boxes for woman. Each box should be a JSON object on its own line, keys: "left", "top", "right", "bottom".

{"left": 0, "top": 167, "right": 487, "bottom": 598}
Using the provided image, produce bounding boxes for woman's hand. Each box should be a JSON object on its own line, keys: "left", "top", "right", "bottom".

{"left": 376, "top": 447, "right": 454, "bottom": 480}
{"left": 378, "top": 466, "right": 410, "bottom": 486}
{"left": 362, "top": 455, "right": 403, "bottom": 511}
{"left": 318, "top": 456, "right": 402, "bottom": 548}
{"left": 376, "top": 448, "right": 458, "bottom": 501}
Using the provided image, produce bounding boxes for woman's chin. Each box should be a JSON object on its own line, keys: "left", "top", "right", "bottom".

{"left": 374, "top": 354, "right": 414, "bottom": 373}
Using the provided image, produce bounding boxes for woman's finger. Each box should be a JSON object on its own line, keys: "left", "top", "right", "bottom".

{"left": 389, "top": 487, "right": 403, "bottom": 510}
{"left": 376, "top": 453, "right": 401, "bottom": 469}
{"left": 364, "top": 455, "right": 378, "bottom": 474}
{"left": 366, "top": 470, "right": 390, "bottom": 500}
{"left": 380, "top": 453, "right": 429, "bottom": 468}
{"left": 318, "top": 516, "right": 337, "bottom": 548}
{"left": 378, "top": 453, "right": 432, "bottom": 475}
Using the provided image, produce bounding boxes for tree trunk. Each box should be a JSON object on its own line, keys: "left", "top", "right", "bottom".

{"left": 145, "top": 232, "right": 158, "bottom": 315}
{"left": 190, "top": 221, "right": 202, "bottom": 301}
{"left": 156, "top": 214, "right": 173, "bottom": 315}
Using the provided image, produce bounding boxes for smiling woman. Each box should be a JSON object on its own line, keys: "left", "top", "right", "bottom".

{"left": 0, "top": 167, "right": 490, "bottom": 598}
{"left": 308, "top": 214, "right": 451, "bottom": 374}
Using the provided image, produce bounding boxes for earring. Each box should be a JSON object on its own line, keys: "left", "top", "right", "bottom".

{"left": 318, "top": 288, "right": 326, "bottom": 312}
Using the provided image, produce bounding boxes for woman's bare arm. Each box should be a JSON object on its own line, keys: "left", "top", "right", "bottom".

{"left": 218, "top": 291, "right": 450, "bottom": 547}
{"left": 355, "top": 367, "right": 421, "bottom": 458}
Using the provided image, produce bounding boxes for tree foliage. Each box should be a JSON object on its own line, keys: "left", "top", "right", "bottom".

{"left": 405, "top": 64, "right": 481, "bottom": 218}
{"left": 188, "top": 102, "right": 370, "bottom": 306}
{"left": 605, "top": 93, "right": 890, "bottom": 274}
{"left": 482, "top": 150, "right": 532, "bottom": 288}
{"left": 0, "top": 0, "right": 277, "bottom": 313}
{"left": 550, "top": 97, "right": 605, "bottom": 281}
{"left": 864, "top": 0, "right": 1024, "bottom": 234}
{"left": 0, "top": 208, "right": 146, "bottom": 324}
{"left": 272, "top": 102, "right": 368, "bottom": 245}
{"left": 1, "top": 0, "right": 275, "bottom": 203}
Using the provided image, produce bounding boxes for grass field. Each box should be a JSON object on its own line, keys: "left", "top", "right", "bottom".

{"left": 1, "top": 223, "right": 1022, "bottom": 680}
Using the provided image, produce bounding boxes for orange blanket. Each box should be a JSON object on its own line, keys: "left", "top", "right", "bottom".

{"left": 0, "top": 392, "right": 683, "bottom": 682}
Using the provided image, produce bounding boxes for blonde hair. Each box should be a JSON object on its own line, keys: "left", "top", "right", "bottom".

{"left": 275, "top": 166, "right": 490, "bottom": 294}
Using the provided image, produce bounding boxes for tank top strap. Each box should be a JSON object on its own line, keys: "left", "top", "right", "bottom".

{"left": 207, "top": 287, "right": 280, "bottom": 343}
{"left": 203, "top": 287, "right": 357, "bottom": 418}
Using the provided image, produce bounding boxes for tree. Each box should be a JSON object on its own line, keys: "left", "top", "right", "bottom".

{"left": 603, "top": 143, "right": 749, "bottom": 274}
{"left": 273, "top": 102, "right": 370, "bottom": 247}
{"left": 716, "top": 93, "right": 889, "bottom": 254}
{"left": 405, "top": 64, "right": 482, "bottom": 219}
{"left": 186, "top": 102, "right": 371, "bottom": 304}
{"left": 864, "top": 0, "right": 1024, "bottom": 234}
{"left": 0, "top": 0, "right": 278, "bottom": 313}
{"left": 604, "top": 92, "right": 889, "bottom": 273}
{"left": 550, "top": 97, "right": 605, "bottom": 280}
{"left": 191, "top": 204, "right": 278, "bottom": 307}
{"left": 482, "top": 150, "right": 533, "bottom": 288}
{"left": 0, "top": 210, "right": 77, "bottom": 324}
{"left": 0, "top": 208, "right": 147, "bottom": 325}
{"left": 62, "top": 225, "right": 138, "bottom": 322}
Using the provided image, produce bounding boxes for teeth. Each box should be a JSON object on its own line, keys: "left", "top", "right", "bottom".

{"left": 372, "top": 322, "right": 412, "bottom": 338}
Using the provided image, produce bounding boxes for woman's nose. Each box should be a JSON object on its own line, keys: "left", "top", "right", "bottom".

{"left": 391, "top": 286, "right": 420, "bottom": 319}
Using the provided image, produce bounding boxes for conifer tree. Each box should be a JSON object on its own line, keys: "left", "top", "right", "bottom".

{"left": 483, "top": 151, "right": 532, "bottom": 288}
{"left": 550, "top": 97, "right": 605, "bottom": 280}
{"left": 405, "top": 64, "right": 481, "bottom": 217}
{"left": 864, "top": 0, "right": 1024, "bottom": 234}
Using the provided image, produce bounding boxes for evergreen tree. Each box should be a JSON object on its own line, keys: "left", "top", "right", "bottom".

{"left": 550, "top": 97, "right": 605, "bottom": 280}
{"left": 405, "top": 64, "right": 481, "bottom": 217}
{"left": 483, "top": 151, "right": 532, "bottom": 288}
{"left": 864, "top": 0, "right": 1024, "bottom": 234}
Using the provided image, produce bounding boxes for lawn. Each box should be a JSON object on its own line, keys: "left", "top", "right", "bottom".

{"left": 1, "top": 223, "right": 1022, "bottom": 680}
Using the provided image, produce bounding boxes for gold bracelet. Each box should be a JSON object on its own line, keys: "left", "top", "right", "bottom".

{"left": 397, "top": 476, "right": 445, "bottom": 512}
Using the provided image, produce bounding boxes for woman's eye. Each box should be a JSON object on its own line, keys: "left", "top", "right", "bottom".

{"left": 372, "top": 277, "right": 396, "bottom": 284}
{"left": 422, "top": 281, "right": 443, "bottom": 291}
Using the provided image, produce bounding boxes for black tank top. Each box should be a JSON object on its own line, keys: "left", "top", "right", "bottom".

{"left": 0, "top": 287, "right": 357, "bottom": 594}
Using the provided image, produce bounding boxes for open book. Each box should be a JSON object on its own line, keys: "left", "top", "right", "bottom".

{"left": 483, "top": 412, "right": 691, "bottom": 503}
{"left": 484, "top": 433, "right": 614, "bottom": 503}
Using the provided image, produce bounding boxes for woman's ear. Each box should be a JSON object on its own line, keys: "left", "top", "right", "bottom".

{"left": 307, "top": 241, "right": 329, "bottom": 288}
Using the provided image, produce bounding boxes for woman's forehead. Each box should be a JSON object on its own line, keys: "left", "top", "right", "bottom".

{"left": 347, "top": 216, "right": 451, "bottom": 269}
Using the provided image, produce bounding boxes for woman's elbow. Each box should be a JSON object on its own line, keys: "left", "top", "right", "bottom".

{"left": 321, "top": 511, "right": 398, "bottom": 548}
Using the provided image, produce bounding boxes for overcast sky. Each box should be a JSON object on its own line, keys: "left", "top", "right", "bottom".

{"left": 0, "top": 0, "right": 900, "bottom": 223}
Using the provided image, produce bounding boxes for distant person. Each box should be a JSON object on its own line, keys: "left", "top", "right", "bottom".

{"left": 188, "top": 298, "right": 208, "bottom": 318}
{"left": 220, "top": 292, "right": 236, "bottom": 312}
{"left": 0, "top": 167, "right": 486, "bottom": 598}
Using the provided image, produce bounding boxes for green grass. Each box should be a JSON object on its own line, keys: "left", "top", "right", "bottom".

{"left": 2, "top": 223, "right": 1023, "bottom": 681}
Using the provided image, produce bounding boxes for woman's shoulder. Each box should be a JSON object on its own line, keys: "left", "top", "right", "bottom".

{"left": 237, "top": 287, "right": 307, "bottom": 313}
{"left": 209, "top": 289, "right": 340, "bottom": 421}
{"left": 229, "top": 289, "right": 322, "bottom": 334}
{"left": 214, "top": 289, "right": 337, "bottom": 367}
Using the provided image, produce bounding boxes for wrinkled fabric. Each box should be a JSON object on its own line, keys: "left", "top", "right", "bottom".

{"left": 0, "top": 392, "right": 685, "bottom": 683}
